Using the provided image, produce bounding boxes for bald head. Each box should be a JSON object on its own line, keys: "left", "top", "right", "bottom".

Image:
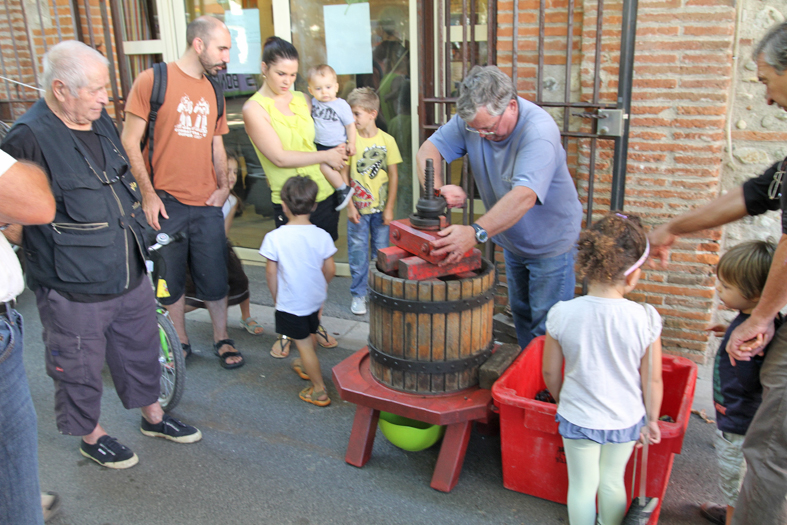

{"left": 186, "top": 16, "right": 227, "bottom": 48}
{"left": 42, "top": 40, "right": 108, "bottom": 96}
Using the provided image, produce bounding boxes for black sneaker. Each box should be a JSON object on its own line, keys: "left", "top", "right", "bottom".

{"left": 334, "top": 186, "right": 355, "bottom": 211}
{"left": 140, "top": 414, "right": 202, "bottom": 443}
{"left": 80, "top": 435, "right": 139, "bottom": 469}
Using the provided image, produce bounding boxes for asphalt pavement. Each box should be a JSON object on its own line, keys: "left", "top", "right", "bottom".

{"left": 19, "top": 268, "right": 722, "bottom": 525}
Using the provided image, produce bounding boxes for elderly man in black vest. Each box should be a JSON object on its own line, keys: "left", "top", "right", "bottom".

{"left": 1, "top": 40, "right": 201, "bottom": 470}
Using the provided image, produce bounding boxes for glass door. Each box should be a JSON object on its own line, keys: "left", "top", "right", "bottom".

{"left": 181, "top": 0, "right": 416, "bottom": 270}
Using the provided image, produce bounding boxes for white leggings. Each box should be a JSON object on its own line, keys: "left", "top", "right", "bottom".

{"left": 562, "top": 437, "right": 636, "bottom": 525}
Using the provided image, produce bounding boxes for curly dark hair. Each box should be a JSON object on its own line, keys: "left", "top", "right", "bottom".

{"left": 575, "top": 212, "right": 648, "bottom": 283}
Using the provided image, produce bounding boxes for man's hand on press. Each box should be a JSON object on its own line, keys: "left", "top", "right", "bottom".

{"left": 431, "top": 224, "right": 476, "bottom": 266}
{"left": 438, "top": 184, "right": 467, "bottom": 208}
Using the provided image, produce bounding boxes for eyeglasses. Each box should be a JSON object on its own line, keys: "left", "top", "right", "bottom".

{"left": 465, "top": 110, "right": 506, "bottom": 136}
{"left": 769, "top": 158, "right": 787, "bottom": 200}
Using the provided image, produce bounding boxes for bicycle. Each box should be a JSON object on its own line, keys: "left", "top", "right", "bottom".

{"left": 146, "top": 232, "right": 186, "bottom": 412}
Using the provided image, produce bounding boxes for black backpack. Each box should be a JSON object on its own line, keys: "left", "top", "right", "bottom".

{"left": 143, "top": 62, "right": 225, "bottom": 176}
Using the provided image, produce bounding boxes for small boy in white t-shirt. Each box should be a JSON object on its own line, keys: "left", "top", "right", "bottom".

{"left": 259, "top": 176, "right": 337, "bottom": 407}
{"left": 308, "top": 64, "right": 356, "bottom": 211}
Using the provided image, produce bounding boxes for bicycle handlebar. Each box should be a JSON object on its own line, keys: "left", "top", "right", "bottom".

{"left": 148, "top": 231, "right": 186, "bottom": 252}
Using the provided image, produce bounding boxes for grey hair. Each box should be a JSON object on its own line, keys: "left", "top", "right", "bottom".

{"left": 754, "top": 22, "right": 787, "bottom": 73}
{"left": 456, "top": 65, "right": 516, "bottom": 122}
{"left": 42, "top": 40, "right": 108, "bottom": 96}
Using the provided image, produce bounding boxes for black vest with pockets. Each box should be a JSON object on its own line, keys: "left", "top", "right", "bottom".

{"left": 18, "top": 99, "right": 149, "bottom": 294}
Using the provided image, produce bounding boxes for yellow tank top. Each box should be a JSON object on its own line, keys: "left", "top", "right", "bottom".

{"left": 248, "top": 90, "right": 334, "bottom": 204}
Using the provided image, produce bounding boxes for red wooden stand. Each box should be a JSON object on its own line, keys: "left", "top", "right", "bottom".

{"left": 332, "top": 347, "right": 494, "bottom": 492}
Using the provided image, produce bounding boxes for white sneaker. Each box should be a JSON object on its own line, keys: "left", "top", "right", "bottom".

{"left": 351, "top": 296, "right": 367, "bottom": 315}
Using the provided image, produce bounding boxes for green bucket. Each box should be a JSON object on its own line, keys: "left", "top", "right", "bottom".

{"left": 378, "top": 412, "right": 446, "bottom": 452}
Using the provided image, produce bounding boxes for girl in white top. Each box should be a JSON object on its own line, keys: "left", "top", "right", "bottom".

{"left": 542, "top": 212, "right": 663, "bottom": 525}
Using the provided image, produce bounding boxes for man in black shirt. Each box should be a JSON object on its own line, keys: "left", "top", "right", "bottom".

{"left": 649, "top": 22, "right": 787, "bottom": 525}
{"left": 1, "top": 40, "right": 201, "bottom": 470}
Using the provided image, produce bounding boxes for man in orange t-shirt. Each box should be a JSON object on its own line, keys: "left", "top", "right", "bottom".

{"left": 121, "top": 16, "right": 244, "bottom": 369}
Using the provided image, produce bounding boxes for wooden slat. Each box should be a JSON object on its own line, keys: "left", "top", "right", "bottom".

{"left": 417, "top": 281, "right": 432, "bottom": 392}
{"left": 381, "top": 273, "right": 393, "bottom": 385}
{"left": 404, "top": 280, "right": 419, "bottom": 391}
{"left": 431, "top": 280, "right": 446, "bottom": 392}
{"left": 371, "top": 271, "right": 383, "bottom": 382}
{"left": 391, "top": 277, "right": 405, "bottom": 389}
{"left": 460, "top": 278, "right": 474, "bottom": 389}
{"left": 471, "top": 273, "right": 484, "bottom": 387}
{"left": 445, "top": 280, "right": 461, "bottom": 391}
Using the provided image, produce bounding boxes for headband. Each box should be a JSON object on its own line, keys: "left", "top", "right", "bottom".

{"left": 624, "top": 238, "right": 650, "bottom": 276}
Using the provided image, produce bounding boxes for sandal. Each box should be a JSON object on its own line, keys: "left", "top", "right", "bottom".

{"left": 214, "top": 338, "right": 244, "bottom": 369}
{"left": 315, "top": 325, "right": 338, "bottom": 348}
{"left": 292, "top": 359, "right": 310, "bottom": 380}
{"left": 182, "top": 343, "right": 192, "bottom": 359}
{"left": 299, "top": 386, "right": 331, "bottom": 407}
{"left": 240, "top": 317, "right": 264, "bottom": 335}
{"left": 270, "top": 335, "right": 291, "bottom": 358}
{"left": 41, "top": 492, "right": 61, "bottom": 523}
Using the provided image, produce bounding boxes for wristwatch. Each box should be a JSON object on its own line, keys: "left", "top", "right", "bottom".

{"left": 471, "top": 223, "right": 488, "bottom": 243}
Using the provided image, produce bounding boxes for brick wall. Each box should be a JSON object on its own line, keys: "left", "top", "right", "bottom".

{"left": 495, "top": 0, "right": 737, "bottom": 363}
{"left": 0, "top": 0, "right": 120, "bottom": 121}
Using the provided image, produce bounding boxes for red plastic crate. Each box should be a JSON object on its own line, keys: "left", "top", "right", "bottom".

{"left": 491, "top": 336, "right": 697, "bottom": 523}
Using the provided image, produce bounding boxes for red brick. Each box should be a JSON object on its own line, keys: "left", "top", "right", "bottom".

{"left": 683, "top": 25, "right": 734, "bottom": 36}
{"left": 682, "top": 53, "right": 733, "bottom": 64}
{"left": 638, "top": 40, "right": 732, "bottom": 52}
{"left": 637, "top": 27, "right": 681, "bottom": 36}
{"left": 634, "top": 54, "right": 680, "bottom": 64}
{"left": 657, "top": 308, "right": 713, "bottom": 322}
{"left": 680, "top": 79, "right": 732, "bottom": 90}
{"left": 632, "top": 79, "right": 678, "bottom": 89}
{"left": 633, "top": 91, "right": 728, "bottom": 102}
{"left": 662, "top": 329, "right": 713, "bottom": 342}
{"left": 676, "top": 106, "right": 728, "bottom": 116}
{"left": 630, "top": 117, "right": 672, "bottom": 126}
{"left": 671, "top": 252, "right": 720, "bottom": 265}
{"left": 630, "top": 131, "right": 668, "bottom": 140}
{"left": 674, "top": 155, "right": 723, "bottom": 165}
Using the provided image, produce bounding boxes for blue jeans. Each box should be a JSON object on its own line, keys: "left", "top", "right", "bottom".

{"left": 504, "top": 247, "right": 577, "bottom": 349}
{"left": 0, "top": 308, "right": 44, "bottom": 525}
{"left": 348, "top": 212, "right": 389, "bottom": 298}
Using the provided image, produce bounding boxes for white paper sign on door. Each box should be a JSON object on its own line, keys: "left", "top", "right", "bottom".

{"left": 323, "top": 3, "right": 373, "bottom": 75}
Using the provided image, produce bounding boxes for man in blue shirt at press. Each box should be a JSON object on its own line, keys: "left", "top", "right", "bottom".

{"left": 417, "top": 65, "right": 582, "bottom": 349}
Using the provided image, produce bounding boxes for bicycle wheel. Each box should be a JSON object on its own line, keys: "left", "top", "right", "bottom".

{"left": 157, "top": 310, "right": 185, "bottom": 411}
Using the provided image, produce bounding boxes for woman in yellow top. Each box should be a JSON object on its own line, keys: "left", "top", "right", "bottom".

{"left": 243, "top": 36, "right": 347, "bottom": 355}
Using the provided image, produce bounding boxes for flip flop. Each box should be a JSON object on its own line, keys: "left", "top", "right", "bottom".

{"left": 315, "top": 325, "right": 338, "bottom": 348}
{"left": 214, "top": 338, "right": 244, "bottom": 369}
{"left": 292, "top": 359, "right": 310, "bottom": 380}
{"left": 299, "top": 386, "right": 331, "bottom": 407}
{"left": 240, "top": 317, "right": 264, "bottom": 335}
{"left": 271, "top": 335, "right": 291, "bottom": 358}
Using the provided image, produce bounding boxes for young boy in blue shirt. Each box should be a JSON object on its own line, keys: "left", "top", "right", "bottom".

{"left": 702, "top": 240, "right": 780, "bottom": 525}
{"left": 345, "top": 87, "right": 402, "bottom": 315}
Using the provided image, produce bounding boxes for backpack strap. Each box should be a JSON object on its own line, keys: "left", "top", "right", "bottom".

{"left": 145, "top": 62, "right": 168, "bottom": 179}
{"left": 206, "top": 74, "right": 225, "bottom": 119}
